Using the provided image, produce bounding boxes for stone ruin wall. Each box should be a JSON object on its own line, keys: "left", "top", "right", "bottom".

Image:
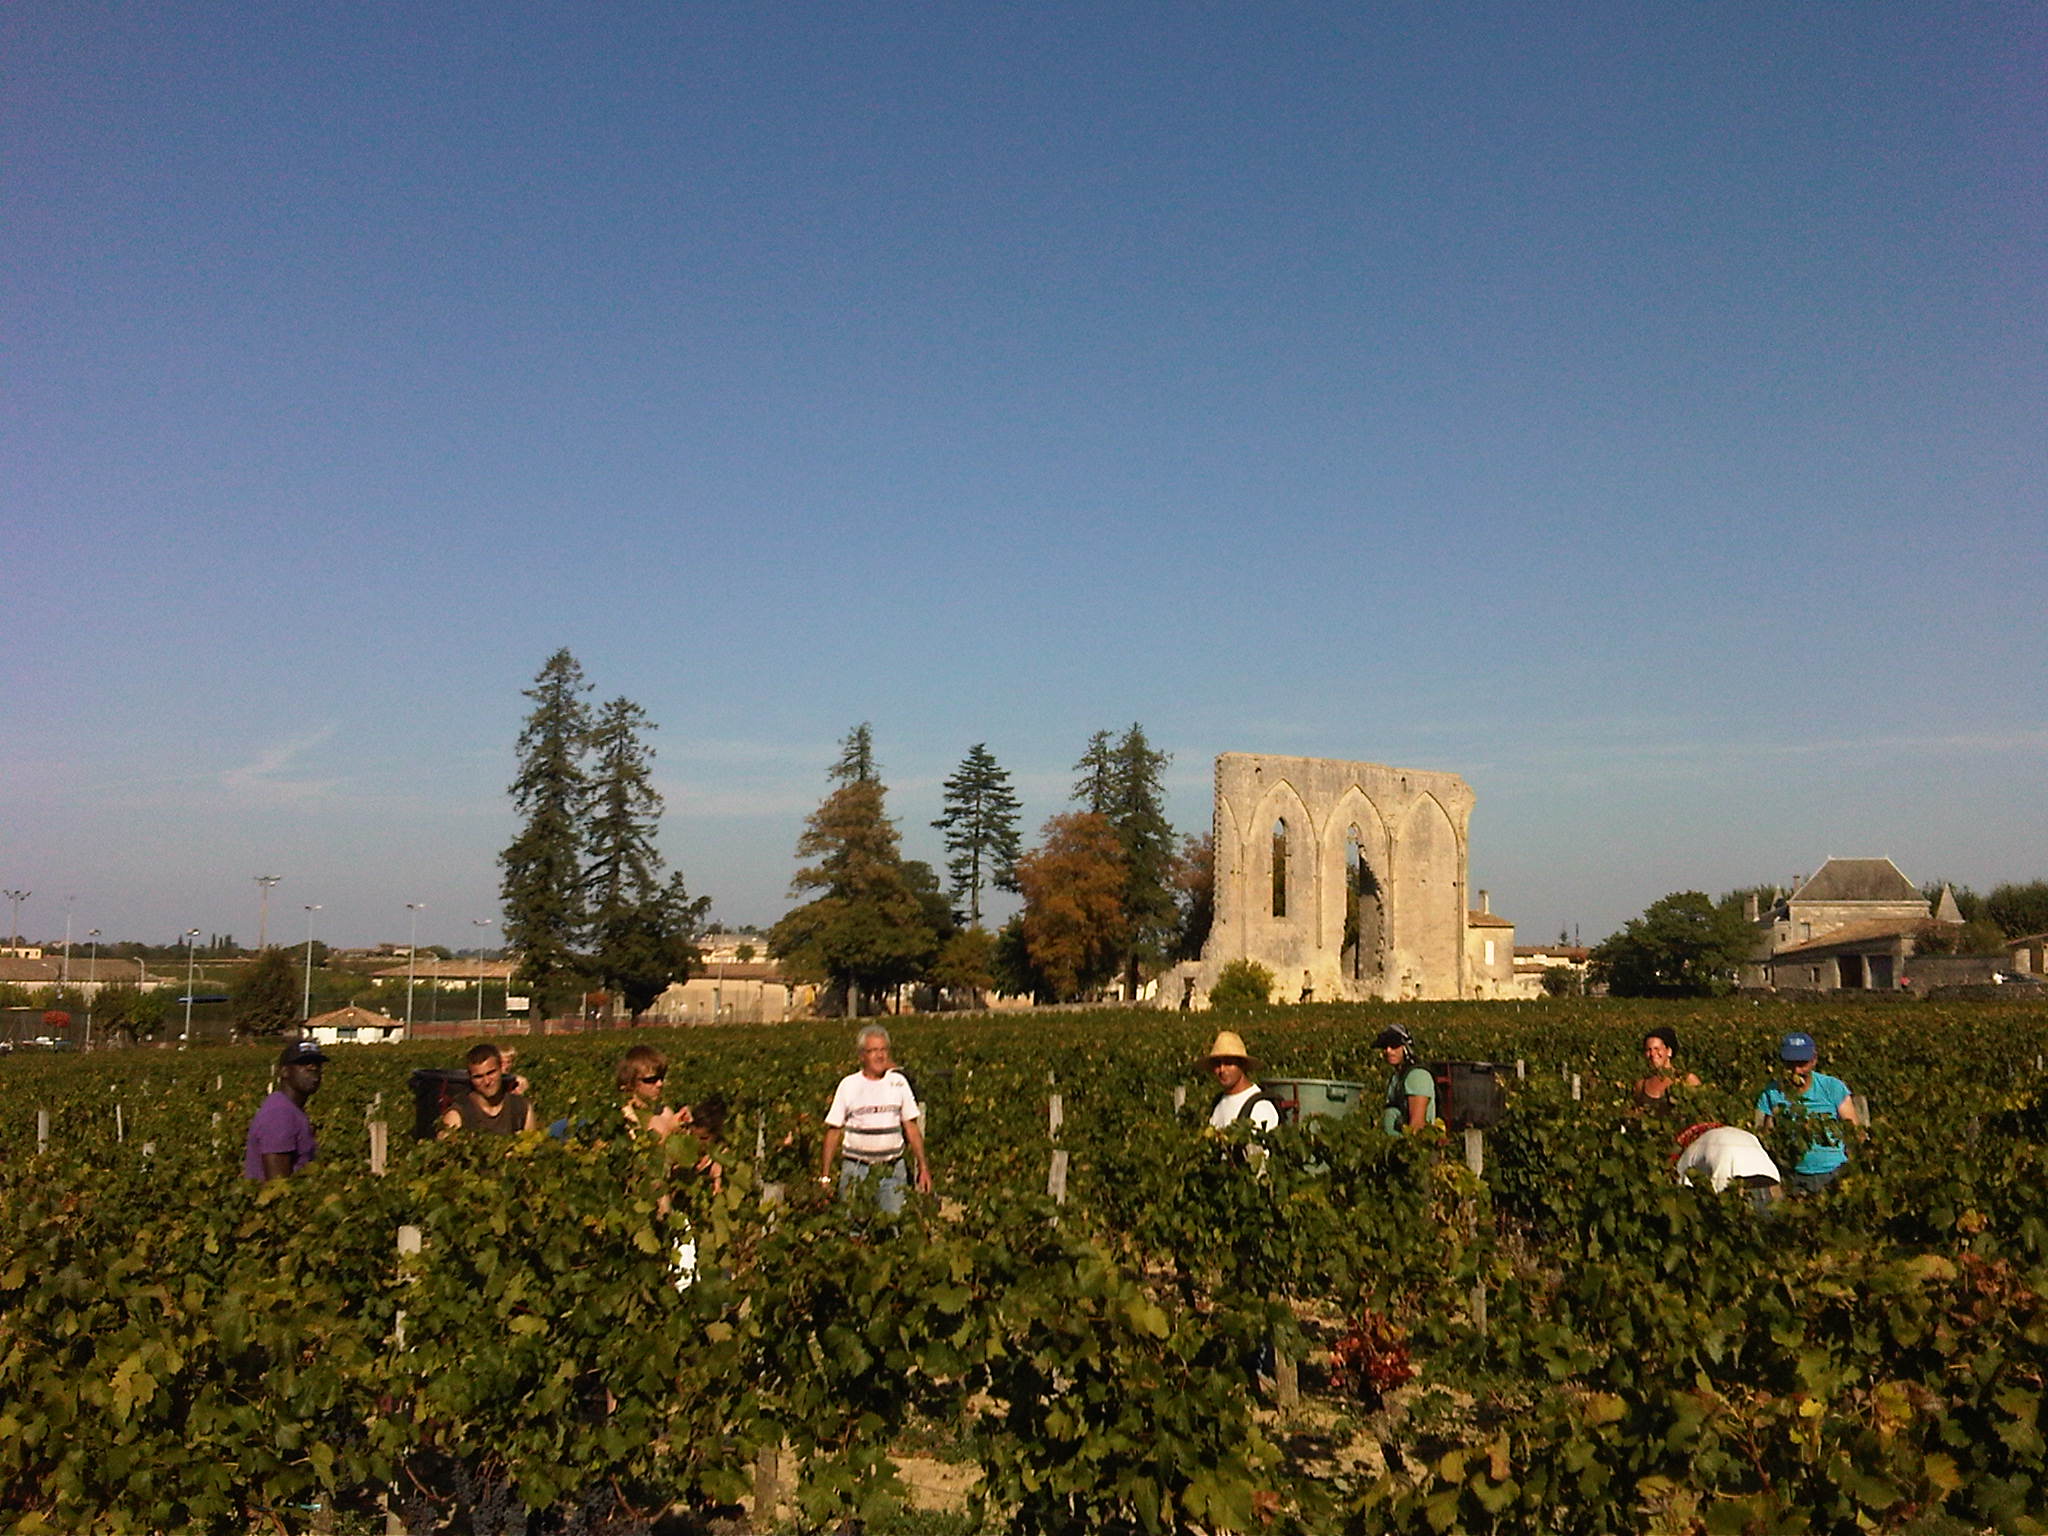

{"left": 1166, "top": 752, "right": 1474, "bottom": 1006}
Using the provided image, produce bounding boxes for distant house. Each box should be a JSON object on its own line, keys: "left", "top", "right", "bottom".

{"left": 1511, "top": 944, "right": 1591, "bottom": 998}
{"left": 369, "top": 958, "right": 519, "bottom": 992}
{"left": 1464, "top": 892, "right": 1517, "bottom": 999}
{"left": 0, "top": 954, "right": 161, "bottom": 996}
{"left": 306, "top": 1004, "right": 406, "bottom": 1046}
{"left": 1747, "top": 858, "right": 1956, "bottom": 991}
{"left": 2007, "top": 933, "right": 2048, "bottom": 978}
{"left": 652, "top": 959, "right": 816, "bottom": 1025}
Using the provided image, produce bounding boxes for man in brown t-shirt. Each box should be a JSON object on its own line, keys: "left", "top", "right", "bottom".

{"left": 440, "top": 1042, "right": 534, "bottom": 1134}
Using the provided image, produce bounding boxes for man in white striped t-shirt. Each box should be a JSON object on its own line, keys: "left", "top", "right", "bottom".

{"left": 820, "top": 1024, "right": 932, "bottom": 1214}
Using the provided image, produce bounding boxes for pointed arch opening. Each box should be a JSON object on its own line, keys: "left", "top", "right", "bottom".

{"left": 1271, "top": 818, "right": 1289, "bottom": 918}
{"left": 1342, "top": 825, "right": 1386, "bottom": 983}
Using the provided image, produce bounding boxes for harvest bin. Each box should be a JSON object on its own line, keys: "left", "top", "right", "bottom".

{"left": 1262, "top": 1078, "right": 1367, "bottom": 1124}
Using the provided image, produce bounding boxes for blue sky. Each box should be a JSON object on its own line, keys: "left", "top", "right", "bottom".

{"left": 6, "top": 3, "right": 2044, "bottom": 953}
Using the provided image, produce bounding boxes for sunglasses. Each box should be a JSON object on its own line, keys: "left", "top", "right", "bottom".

{"left": 638, "top": 1071, "right": 665, "bottom": 1085}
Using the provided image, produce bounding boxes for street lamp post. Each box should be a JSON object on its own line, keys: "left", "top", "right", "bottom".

{"left": 302, "top": 905, "right": 323, "bottom": 1022}
{"left": 181, "top": 929, "right": 201, "bottom": 1044}
{"left": 473, "top": 919, "right": 495, "bottom": 1023}
{"left": 62, "top": 897, "right": 74, "bottom": 983}
{"left": 84, "top": 930, "right": 100, "bottom": 1049}
{"left": 1, "top": 890, "right": 28, "bottom": 948}
{"left": 405, "top": 903, "right": 424, "bottom": 1029}
{"left": 255, "top": 875, "right": 281, "bottom": 950}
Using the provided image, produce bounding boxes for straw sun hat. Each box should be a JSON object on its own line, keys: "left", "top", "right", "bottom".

{"left": 1196, "top": 1030, "right": 1261, "bottom": 1073}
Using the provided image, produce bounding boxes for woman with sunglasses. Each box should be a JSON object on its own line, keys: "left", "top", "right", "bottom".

{"left": 615, "top": 1044, "right": 690, "bottom": 1140}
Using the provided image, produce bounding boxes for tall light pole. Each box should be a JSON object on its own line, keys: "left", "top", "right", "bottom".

{"left": 255, "top": 875, "right": 282, "bottom": 950}
{"left": 2, "top": 890, "right": 28, "bottom": 948}
{"left": 472, "top": 919, "right": 495, "bottom": 1023}
{"left": 405, "top": 903, "right": 425, "bottom": 1028}
{"left": 84, "top": 929, "right": 100, "bottom": 1049}
{"left": 181, "top": 929, "right": 201, "bottom": 1043}
{"left": 62, "top": 897, "right": 75, "bottom": 983}
{"left": 302, "top": 905, "right": 323, "bottom": 1022}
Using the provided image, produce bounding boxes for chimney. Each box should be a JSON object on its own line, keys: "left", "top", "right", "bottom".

{"left": 1745, "top": 893, "right": 1759, "bottom": 923}
{"left": 1479, "top": 889, "right": 1490, "bottom": 914}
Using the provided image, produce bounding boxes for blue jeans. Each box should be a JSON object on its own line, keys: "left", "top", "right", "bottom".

{"left": 838, "top": 1157, "right": 908, "bottom": 1214}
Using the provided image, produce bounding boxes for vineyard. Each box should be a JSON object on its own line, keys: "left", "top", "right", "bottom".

{"left": 3, "top": 997, "right": 2046, "bottom": 1534}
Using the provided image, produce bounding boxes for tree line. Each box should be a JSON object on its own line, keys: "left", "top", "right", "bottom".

{"left": 764, "top": 721, "right": 1213, "bottom": 1014}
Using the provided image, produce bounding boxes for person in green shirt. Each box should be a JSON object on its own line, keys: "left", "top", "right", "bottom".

{"left": 1376, "top": 1024, "right": 1438, "bottom": 1134}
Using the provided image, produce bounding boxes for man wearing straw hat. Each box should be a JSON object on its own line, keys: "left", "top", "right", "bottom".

{"left": 1198, "top": 1029, "right": 1281, "bottom": 1132}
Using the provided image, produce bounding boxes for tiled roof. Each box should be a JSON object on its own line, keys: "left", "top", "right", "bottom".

{"left": 1771, "top": 917, "right": 1934, "bottom": 957}
{"left": 1792, "top": 858, "right": 1921, "bottom": 903}
{"left": 307, "top": 1005, "right": 403, "bottom": 1029}
{"left": 1466, "top": 911, "right": 1515, "bottom": 929}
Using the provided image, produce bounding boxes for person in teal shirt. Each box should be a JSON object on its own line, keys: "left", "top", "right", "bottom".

{"left": 1376, "top": 1024, "right": 1438, "bottom": 1134}
{"left": 1755, "top": 1031, "right": 1859, "bottom": 1193}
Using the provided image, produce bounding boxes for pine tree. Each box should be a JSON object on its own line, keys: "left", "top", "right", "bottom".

{"left": 770, "top": 728, "right": 938, "bottom": 1015}
{"left": 834, "top": 721, "right": 878, "bottom": 784}
{"left": 1072, "top": 729, "right": 1115, "bottom": 814}
{"left": 1070, "top": 724, "right": 1178, "bottom": 997}
{"left": 499, "top": 649, "right": 593, "bottom": 1027}
{"left": 932, "top": 743, "right": 1024, "bottom": 927}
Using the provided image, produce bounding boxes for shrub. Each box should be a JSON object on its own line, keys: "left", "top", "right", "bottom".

{"left": 1208, "top": 959, "right": 1275, "bottom": 1009}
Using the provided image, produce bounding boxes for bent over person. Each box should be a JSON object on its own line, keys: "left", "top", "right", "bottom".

{"left": 244, "top": 1040, "right": 326, "bottom": 1180}
{"left": 820, "top": 1025, "right": 931, "bottom": 1214}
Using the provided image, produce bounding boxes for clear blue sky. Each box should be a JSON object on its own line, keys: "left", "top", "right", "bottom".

{"left": 6, "top": 3, "right": 2043, "bottom": 953}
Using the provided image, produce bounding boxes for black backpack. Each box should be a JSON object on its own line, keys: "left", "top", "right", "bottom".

{"left": 1428, "top": 1061, "right": 1505, "bottom": 1131}
{"left": 409, "top": 1068, "right": 472, "bottom": 1141}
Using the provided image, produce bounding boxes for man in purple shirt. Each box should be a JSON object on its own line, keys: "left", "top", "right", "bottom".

{"left": 244, "top": 1040, "right": 326, "bottom": 1180}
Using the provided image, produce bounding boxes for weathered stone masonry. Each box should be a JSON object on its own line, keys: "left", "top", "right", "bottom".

{"left": 1168, "top": 752, "right": 1476, "bottom": 1005}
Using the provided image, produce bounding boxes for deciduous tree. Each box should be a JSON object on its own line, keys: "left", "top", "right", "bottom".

{"left": 1015, "top": 811, "right": 1128, "bottom": 1002}
{"left": 232, "top": 947, "right": 301, "bottom": 1038}
{"left": 1171, "top": 833, "right": 1215, "bottom": 961}
{"left": 932, "top": 743, "right": 1023, "bottom": 927}
{"left": 1592, "top": 892, "right": 1755, "bottom": 997}
{"left": 500, "top": 650, "right": 593, "bottom": 1026}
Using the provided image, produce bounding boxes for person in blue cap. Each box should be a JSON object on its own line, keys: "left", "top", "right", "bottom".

{"left": 1755, "top": 1032, "right": 1859, "bottom": 1194}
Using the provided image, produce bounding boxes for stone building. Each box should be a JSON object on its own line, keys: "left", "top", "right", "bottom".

{"left": 1745, "top": 858, "right": 1952, "bottom": 991}
{"left": 1165, "top": 752, "right": 1492, "bottom": 1005}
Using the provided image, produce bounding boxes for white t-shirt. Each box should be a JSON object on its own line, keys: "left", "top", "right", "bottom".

{"left": 1210, "top": 1083, "right": 1281, "bottom": 1132}
{"left": 826, "top": 1068, "right": 922, "bottom": 1163}
{"left": 1675, "top": 1127, "right": 1781, "bottom": 1192}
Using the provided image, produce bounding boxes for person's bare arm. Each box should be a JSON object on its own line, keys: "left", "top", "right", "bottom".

{"left": 440, "top": 1107, "right": 462, "bottom": 1136}
{"left": 260, "top": 1151, "right": 295, "bottom": 1179}
{"left": 1404, "top": 1094, "right": 1429, "bottom": 1131}
{"left": 904, "top": 1116, "right": 932, "bottom": 1192}
{"left": 1837, "top": 1094, "right": 1860, "bottom": 1127}
{"left": 821, "top": 1126, "right": 843, "bottom": 1183}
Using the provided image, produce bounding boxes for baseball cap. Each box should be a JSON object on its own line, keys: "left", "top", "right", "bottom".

{"left": 1374, "top": 1024, "right": 1413, "bottom": 1050}
{"left": 1778, "top": 1032, "right": 1817, "bottom": 1063}
{"left": 278, "top": 1040, "right": 329, "bottom": 1066}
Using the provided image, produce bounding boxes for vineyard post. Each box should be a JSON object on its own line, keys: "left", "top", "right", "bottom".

{"left": 1571, "top": 1073, "right": 1582, "bottom": 1102}
{"left": 1463, "top": 1127, "right": 1485, "bottom": 1178}
{"left": 37, "top": 1108, "right": 49, "bottom": 1152}
{"left": 1047, "top": 1149, "right": 1069, "bottom": 1205}
{"left": 1172, "top": 1084, "right": 1186, "bottom": 1111}
{"left": 116, "top": 1104, "right": 124, "bottom": 1143}
{"left": 1516, "top": 1059, "right": 1525, "bottom": 1081}
{"left": 1048, "top": 1092, "right": 1063, "bottom": 1137}
{"left": 393, "top": 1225, "right": 423, "bottom": 1350}
{"left": 369, "top": 1121, "right": 388, "bottom": 1175}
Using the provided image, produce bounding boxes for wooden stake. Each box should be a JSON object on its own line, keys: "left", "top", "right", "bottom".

{"left": 1471, "top": 1283, "right": 1488, "bottom": 1337}
{"left": 1048, "top": 1092, "right": 1064, "bottom": 1137}
{"left": 1571, "top": 1073, "right": 1582, "bottom": 1102}
{"left": 116, "top": 1104, "right": 125, "bottom": 1143}
{"left": 1463, "top": 1127, "right": 1485, "bottom": 1177}
{"left": 1047, "top": 1149, "right": 1069, "bottom": 1205}
{"left": 1173, "top": 1084, "right": 1187, "bottom": 1111}
{"left": 369, "top": 1120, "right": 388, "bottom": 1175}
{"left": 1516, "top": 1058, "right": 1526, "bottom": 1081}
{"left": 37, "top": 1108, "right": 49, "bottom": 1152}
{"left": 1274, "top": 1341, "right": 1299, "bottom": 1408}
